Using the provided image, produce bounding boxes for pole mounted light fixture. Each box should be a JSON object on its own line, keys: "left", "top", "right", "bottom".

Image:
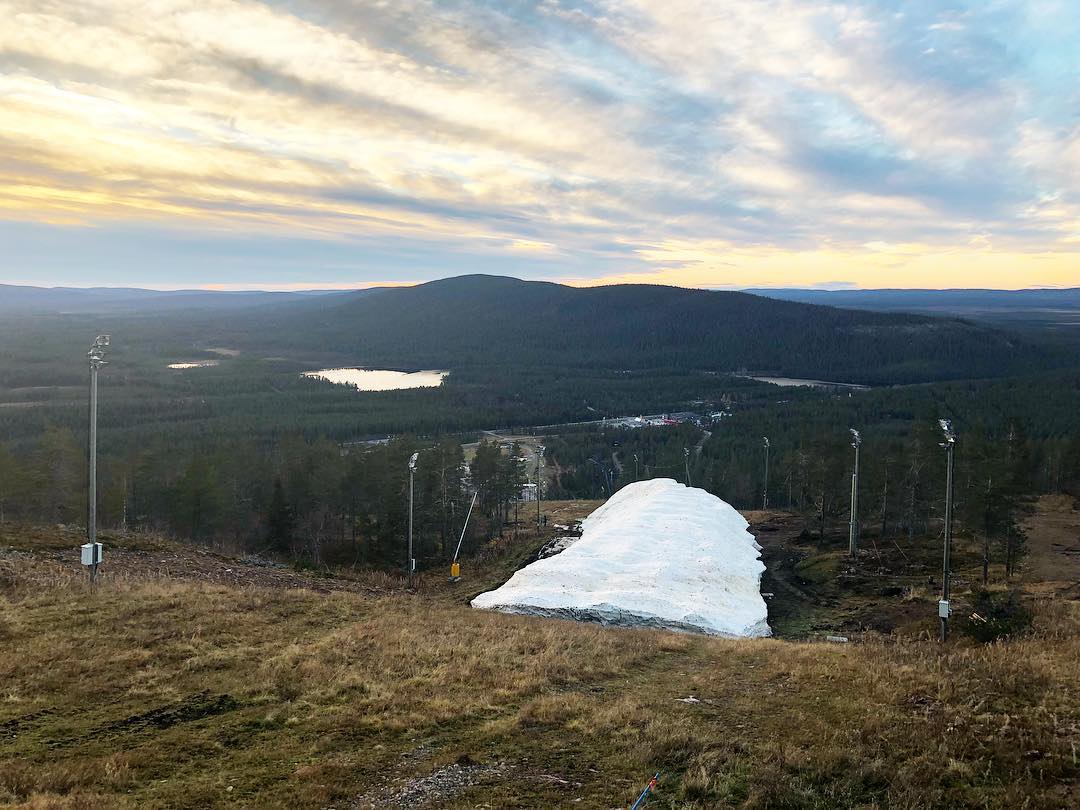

{"left": 761, "top": 437, "right": 770, "bottom": 510}
{"left": 536, "top": 445, "right": 545, "bottom": 530}
{"left": 937, "top": 419, "right": 956, "bottom": 642}
{"left": 848, "top": 429, "right": 862, "bottom": 557}
{"left": 407, "top": 452, "right": 418, "bottom": 588}
{"left": 938, "top": 419, "right": 956, "bottom": 444}
{"left": 84, "top": 335, "right": 110, "bottom": 587}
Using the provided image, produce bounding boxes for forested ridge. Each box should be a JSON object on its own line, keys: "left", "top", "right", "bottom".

{"left": 247, "top": 275, "right": 1061, "bottom": 385}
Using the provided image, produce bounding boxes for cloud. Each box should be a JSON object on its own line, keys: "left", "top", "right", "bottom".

{"left": 0, "top": 0, "right": 1076, "bottom": 288}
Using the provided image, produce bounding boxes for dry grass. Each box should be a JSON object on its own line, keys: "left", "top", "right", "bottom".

{"left": 2, "top": 503, "right": 1078, "bottom": 809}
{"left": 1, "top": 568, "right": 1077, "bottom": 809}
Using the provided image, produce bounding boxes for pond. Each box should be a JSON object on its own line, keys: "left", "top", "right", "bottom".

{"left": 303, "top": 368, "right": 448, "bottom": 391}
{"left": 167, "top": 361, "right": 219, "bottom": 369}
{"left": 745, "top": 375, "right": 868, "bottom": 390}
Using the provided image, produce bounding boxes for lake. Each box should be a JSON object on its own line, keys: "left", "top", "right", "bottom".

{"left": 303, "top": 368, "right": 448, "bottom": 391}
{"left": 745, "top": 376, "right": 868, "bottom": 390}
{"left": 167, "top": 361, "right": 219, "bottom": 369}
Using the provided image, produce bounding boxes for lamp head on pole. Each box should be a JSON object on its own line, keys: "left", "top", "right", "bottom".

{"left": 938, "top": 419, "right": 956, "bottom": 445}
{"left": 408, "top": 452, "right": 419, "bottom": 472}
{"left": 88, "top": 335, "right": 110, "bottom": 369}
{"left": 762, "top": 436, "right": 770, "bottom": 449}
{"left": 850, "top": 428, "right": 861, "bottom": 448}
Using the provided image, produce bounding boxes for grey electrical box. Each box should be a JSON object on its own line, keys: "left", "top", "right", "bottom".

{"left": 938, "top": 599, "right": 950, "bottom": 619}
{"left": 80, "top": 542, "right": 102, "bottom": 566}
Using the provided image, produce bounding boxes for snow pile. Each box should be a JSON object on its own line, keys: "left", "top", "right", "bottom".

{"left": 471, "top": 479, "right": 770, "bottom": 637}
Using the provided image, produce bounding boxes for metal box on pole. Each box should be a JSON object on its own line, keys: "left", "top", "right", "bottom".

{"left": 80, "top": 542, "right": 102, "bottom": 566}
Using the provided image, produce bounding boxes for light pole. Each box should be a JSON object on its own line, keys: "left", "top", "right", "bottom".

{"left": 683, "top": 447, "right": 691, "bottom": 487}
{"left": 761, "top": 437, "right": 770, "bottom": 510}
{"left": 633, "top": 453, "right": 639, "bottom": 481}
{"left": 86, "top": 335, "right": 109, "bottom": 585}
{"left": 848, "top": 429, "right": 861, "bottom": 557}
{"left": 938, "top": 419, "right": 956, "bottom": 642}
{"left": 536, "top": 445, "right": 545, "bottom": 531}
{"left": 408, "top": 452, "right": 418, "bottom": 588}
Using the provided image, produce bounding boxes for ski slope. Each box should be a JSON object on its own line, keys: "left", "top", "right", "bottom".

{"left": 472, "top": 479, "right": 771, "bottom": 637}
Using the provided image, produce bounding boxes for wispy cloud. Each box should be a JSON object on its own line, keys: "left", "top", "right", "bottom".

{"left": 0, "top": 0, "right": 1076, "bottom": 288}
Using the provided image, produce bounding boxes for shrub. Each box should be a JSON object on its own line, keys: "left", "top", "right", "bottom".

{"left": 960, "top": 589, "right": 1032, "bottom": 643}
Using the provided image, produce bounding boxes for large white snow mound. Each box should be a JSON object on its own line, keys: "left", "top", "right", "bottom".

{"left": 471, "top": 478, "right": 770, "bottom": 637}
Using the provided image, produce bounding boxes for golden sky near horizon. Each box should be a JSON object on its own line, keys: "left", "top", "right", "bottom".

{"left": 1, "top": 0, "right": 1078, "bottom": 289}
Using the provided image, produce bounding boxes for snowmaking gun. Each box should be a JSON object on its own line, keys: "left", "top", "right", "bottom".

{"left": 449, "top": 489, "right": 478, "bottom": 581}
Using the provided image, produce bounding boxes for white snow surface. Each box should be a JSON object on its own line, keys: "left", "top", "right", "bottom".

{"left": 471, "top": 479, "right": 771, "bottom": 637}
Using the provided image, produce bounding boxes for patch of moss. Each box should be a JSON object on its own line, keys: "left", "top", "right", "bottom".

{"left": 794, "top": 552, "right": 845, "bottom": 586}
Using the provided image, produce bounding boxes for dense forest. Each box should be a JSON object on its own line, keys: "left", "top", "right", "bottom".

{"left": 3, "top": 366, "right": 1079, "bottom": 579}
{"left": 2, "top": 276, "right": 1080, "bottom": 579}
{"left": 243, "top": 275, "right": 1066, "bottom": 385}
{"left": 0, "top": 426, "right": 537, "bottom": 572}
{"left": 543, "top": 370, "right": 1080, "bottom": 580}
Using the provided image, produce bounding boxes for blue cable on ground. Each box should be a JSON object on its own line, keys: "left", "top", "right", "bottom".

{"left": 630, "top": 773, "right": 660, "bottom": 809}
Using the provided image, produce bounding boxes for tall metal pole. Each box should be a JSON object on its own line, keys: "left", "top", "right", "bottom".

{"left": 88, "top": 356, "right": 98, "bottom": 546}
{"left": 848, "top": 429, "right": 861, "bottom": 557}
{"left": 683, "top": 447, "right": 691, "bottom": 487}
{"left": 536, "top": 445, "right": 545, "bottom": 531}
{"left": 633, "top": 453, "right": 639, "bottom": 481}
{"left": 939, "top": 420, "right": 956, "bottom": 642}
{"left": 762, "top": 437, "right": 770, "bottom": 510}
{"left": 408, "top": 452, "right": 418, "bottom": 588}
{"left": 86, "top": 336, "right": 108, "bottom": 585}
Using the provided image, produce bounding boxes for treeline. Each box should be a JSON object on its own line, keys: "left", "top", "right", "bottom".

{"left": 701, "top": 419, "right": 1039, "bottom": 577}
{"left": 547, "top": 401, "right": 1080, "bottom": 579}
{"left": 545, "top": 424, "right": 703, "bottom": 499}
{"left": 0, "top": 431, "right": 531, "bottom": 571}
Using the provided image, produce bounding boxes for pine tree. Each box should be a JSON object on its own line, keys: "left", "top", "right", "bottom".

{"left": 266, "top": 477, "right": 294, "bottom": 554}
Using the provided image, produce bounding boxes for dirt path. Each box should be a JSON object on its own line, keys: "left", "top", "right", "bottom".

{"left": 693, "top": 429, "right": 712, "bottom": 454}
{"left": 1020, "top": 494, "right": 1080, "bottom": 595}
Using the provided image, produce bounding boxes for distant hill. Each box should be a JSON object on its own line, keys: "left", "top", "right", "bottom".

{"left": 256, "top": 275, "right": 1060, "bottom": 385}
{"left": 0, "top": 284, "right": 353, "bottom": 314}
{"left": 745, "top": 287, "right": 1080, "bottom": 318}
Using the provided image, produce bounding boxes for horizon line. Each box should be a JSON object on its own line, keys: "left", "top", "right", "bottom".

{"left": 2, "top": 276, "right": 1079, "bottom": 294}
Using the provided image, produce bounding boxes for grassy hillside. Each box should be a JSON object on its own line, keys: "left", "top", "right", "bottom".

{"left": 2, "top": 503, "right": 1078, "bottom": 809}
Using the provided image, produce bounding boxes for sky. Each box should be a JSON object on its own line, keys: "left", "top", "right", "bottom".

{"left": 1, "top": 0, "right": 1078, "bottom": 291}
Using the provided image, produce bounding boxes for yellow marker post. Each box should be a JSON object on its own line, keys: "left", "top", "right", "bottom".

{"left": 450, "top": 562, "right": 460, "bottom": 579}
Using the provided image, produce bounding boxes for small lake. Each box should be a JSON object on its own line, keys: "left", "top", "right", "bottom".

{"left": 168, "top": 361, "right": 219, "bottom": 369}
{"left": 745, "top": 376, "right": 868, "bottom": 390}
{"left": 303, "top": 368, "right": 448, "bottom": 391}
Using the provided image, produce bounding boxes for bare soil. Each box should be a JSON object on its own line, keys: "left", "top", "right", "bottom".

{"left": 1020, "top": 494, "right": 1080, "bottom": 596}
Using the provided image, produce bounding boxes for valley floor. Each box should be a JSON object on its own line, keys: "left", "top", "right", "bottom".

{"left": 0, "top": 501, "right": 1077, "bottom": 808}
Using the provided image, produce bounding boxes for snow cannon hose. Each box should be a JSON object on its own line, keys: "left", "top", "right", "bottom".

{"left": 630, "top": 772, "right": 660, "bottom": 809}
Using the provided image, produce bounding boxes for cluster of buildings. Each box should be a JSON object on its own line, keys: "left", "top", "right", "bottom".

{"left": 605, "top": 411, "right": 723, "bottom": 430}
